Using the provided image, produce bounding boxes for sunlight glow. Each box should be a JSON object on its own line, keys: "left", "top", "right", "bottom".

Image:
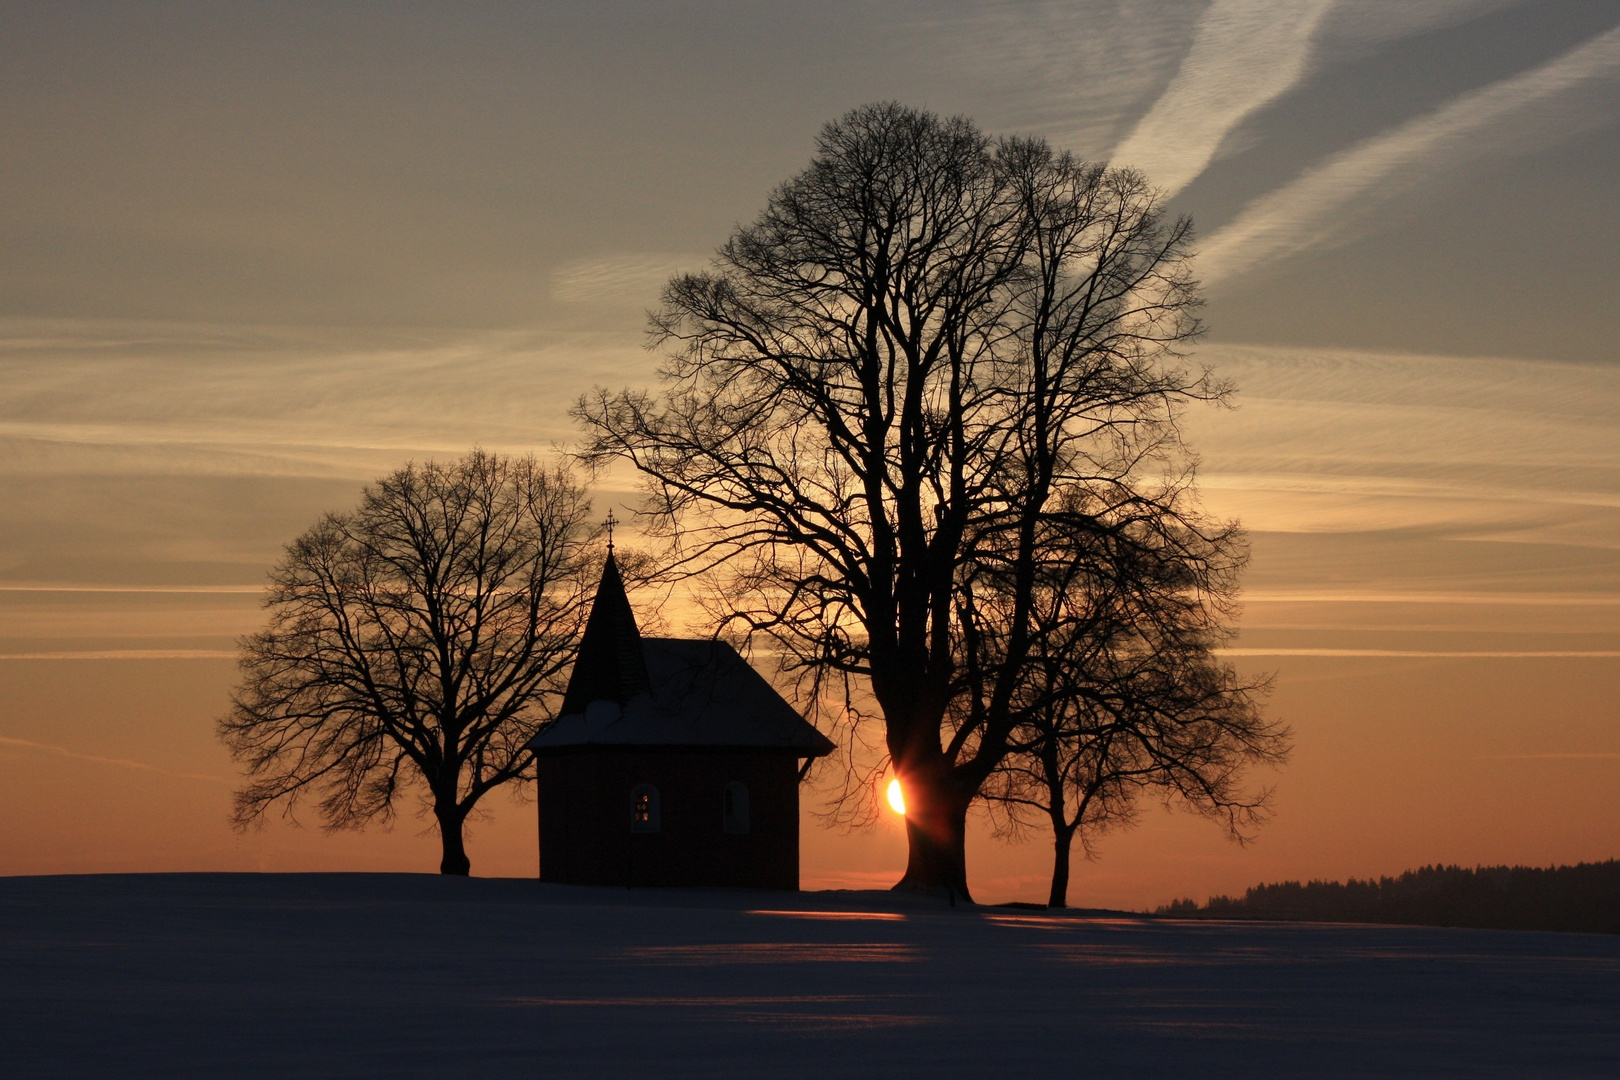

{"left": 886, "top": 778, "right": 906, "bottom": 816}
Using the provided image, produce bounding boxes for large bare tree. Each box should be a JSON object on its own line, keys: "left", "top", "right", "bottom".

{"left": 579, "top": 103, "right": 1283, "bottom": 898}
{"left": 220, "top": 450, "right": 594, "bottom": 874}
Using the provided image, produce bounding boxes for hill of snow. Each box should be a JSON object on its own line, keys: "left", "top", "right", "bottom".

{"left": 1, "top": 873, "right": 1616, "bottom": 1078}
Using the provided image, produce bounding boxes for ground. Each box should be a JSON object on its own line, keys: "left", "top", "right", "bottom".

{"left": 1, "top": 874, "right": 1616, "bottom": 1078}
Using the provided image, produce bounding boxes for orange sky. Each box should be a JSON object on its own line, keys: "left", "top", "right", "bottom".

{"left": 2, "top": 2, "right": 1618, "bottom": 905}
{"left": 2, "top": 549, "right": 1616, "bottom": 908}
{"left": 2, "top": 647, "right": 1617, "bottom": 908}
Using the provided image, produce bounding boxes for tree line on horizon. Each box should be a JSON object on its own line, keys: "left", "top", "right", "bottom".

{"left": 1156, "top": 860, "right": 1620, "bottom": 936}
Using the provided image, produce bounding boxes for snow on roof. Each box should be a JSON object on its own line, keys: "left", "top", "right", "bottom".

{"left": 528, "top": 554, "right": 832, "bottom": 756}
{"left": 528, "top": 637, "right": 835, "bottom": 755}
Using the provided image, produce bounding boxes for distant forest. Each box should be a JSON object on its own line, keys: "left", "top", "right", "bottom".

{"left": 1157, "top": 861, "right": 1620, "bottom": 935}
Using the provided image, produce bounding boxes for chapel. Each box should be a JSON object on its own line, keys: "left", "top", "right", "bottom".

{"left": 526, "top": 551, "right": 833, "bottom": 889}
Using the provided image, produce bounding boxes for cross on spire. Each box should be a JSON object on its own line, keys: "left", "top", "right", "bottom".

{"left": 604, "top": 509, "right": 618, "bottom": 553}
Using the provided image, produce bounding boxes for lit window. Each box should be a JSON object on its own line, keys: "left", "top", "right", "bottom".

{"left": 723, "top": 781, "right": 750, "bottom": 834}
{"left": 630, "top": 784, "right": 660, "bottom": 833}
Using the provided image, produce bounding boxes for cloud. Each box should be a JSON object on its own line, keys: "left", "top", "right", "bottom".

{"left": 1197, "top": 24, "right": 1620, "bottom": 285}
{"left": 1184, "top": 342, "right": 1620, "bottom": 545}
{"left": 550, "top": 254, "right": 705, "bottom": 306}
{"left": 1316, "top": 0, "right": 1518, "bottom": 57}
{"left": 917, "top": 1, "right": 1202, "bottom": 159}
{"left": 0, "top": 734, "right": 223, "bottom": 781}
{"left": 0, "top": 651, "right": 237, "bottom": 660}
{"left": 1217, "top": 648, "right": 1620, "bottom": 657}
{"left": 0, "top": 318, "right": 653, "bottom": 478}
{"left": 1243, "top": 591, "right": 1620, "bottom": 606}
{"left": 1476, "top": 752, "right": 1620, "bottom": 760}
{"left": 1108, "top": 0, "right": 1335, "bottom": 197}
{"left": 0, "top": 584, "right": 262, "bottom": 593}
{"left": 0, "top": 316, "right": 663, "bottom": 594}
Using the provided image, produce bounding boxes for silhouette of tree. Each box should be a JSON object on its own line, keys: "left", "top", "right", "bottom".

{"left": 220, "top": 450, "right": 594, "bottom": 875}
{"left": 974, "top": 511, "right": 1281, "bottom": 907}
{"left": 579, "top": 102, "right": 1282, "bottom": 898}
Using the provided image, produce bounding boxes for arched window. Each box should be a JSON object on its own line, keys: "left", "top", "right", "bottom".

{"left": 630, "top": 784, "right": 660, "bottom": 833}
{"left": 722, "top": 781, "right": 750, "bottom": 834}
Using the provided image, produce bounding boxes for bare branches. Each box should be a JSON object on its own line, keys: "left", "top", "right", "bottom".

{"left": 968, "top": 491, "right": 1288, "bottom": 904}
{"left": 576, "top": 102, "right": 1281, "bottom": 896}
{"left": 219, "top": 450, "right": 595, "bottom": 874}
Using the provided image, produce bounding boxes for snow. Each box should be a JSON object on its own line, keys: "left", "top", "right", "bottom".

{"left": 1, "top": 874, "right": 1616, "bottom": 1078}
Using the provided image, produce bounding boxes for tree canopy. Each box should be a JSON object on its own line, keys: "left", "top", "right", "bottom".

{"left": 579, "top": 103, "right": 1287, "bottom": 898}
{"left": 220, "top": 450, "right": 595, "bottom": 874}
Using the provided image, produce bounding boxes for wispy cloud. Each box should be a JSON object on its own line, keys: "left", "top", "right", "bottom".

{"left": 0, "top": 317, "right": 660, "bottom": 592}
{"left": 550, "top": 254, "right": 704, "bottom": 306}
{"left": 1198, "top": 24, "right": 1620, "bottom": 285}
{"left": 921, "top": 1, "right": 1201, "bottom": 159}
{"left": 0, "top": 584, "right": 262, "bottom": 594}
{"left": 1217, "top": 648, "right": 1620, "bottom": 658}
{"left": 1185, "top": 343, "right": 1620, "bottom": 546}
{"left": 1317, "top": 0, "right": 1517, "bottom": 56}
{"left": 1477, "top": 753, "right": 1620, "bottom": 760}
{"left": 1243, "top": 592, "right": 1620, "bottom": 606}
{"left": 0, "top": 650, "right": 237, "bottom": 660}
{"left": 1109, "top": 0, "right": 1335, "bottom": 197}
{"left": 0, "top": 734, "right": 223, "bottom": 781}
{"left": 0, "top": 318, "right": 651, "bottom": 477}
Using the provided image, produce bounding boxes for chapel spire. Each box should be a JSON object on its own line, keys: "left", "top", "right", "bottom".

{"left": 558, "top": 544, "right": 650, "bottom": 716}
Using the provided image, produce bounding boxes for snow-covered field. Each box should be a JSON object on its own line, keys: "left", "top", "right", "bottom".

{"left": 2, "top": 874, "right": 1616, "bottom": 1078}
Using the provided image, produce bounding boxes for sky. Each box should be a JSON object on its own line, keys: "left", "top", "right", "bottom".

{"left": 1, "top": 0, "right": 1618, "bottom": 907}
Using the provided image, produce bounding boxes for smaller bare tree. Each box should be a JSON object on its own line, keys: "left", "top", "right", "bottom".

{"left": 219, "top": 450, "right": 594, "bottom": 875}
{"left": 977, "top": 512, "right": 1283, "bottom": 907}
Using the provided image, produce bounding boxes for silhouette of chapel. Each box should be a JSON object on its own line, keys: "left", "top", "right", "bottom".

{"left": 526, "top": 551, "right": 833, "bottom": 889}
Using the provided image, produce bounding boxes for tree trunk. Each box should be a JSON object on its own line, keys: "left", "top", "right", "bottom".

{"left": 1048, "top": 823, "right": 1076, "bottom": 909}
{"left": 892, "top": 765, "right": 973, "bottom": 903}
{"left": 436, "top": 805, "right": 471, "bottom": 876}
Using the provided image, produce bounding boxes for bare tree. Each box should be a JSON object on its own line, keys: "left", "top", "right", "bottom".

{"left": 974, "top": 510, "right": 1283, "bottom": 907}
{"left": 220, "top": 450, "right": 594, "bottom": 875}
{"left": 578, "top": 103, "right": 1282, "bottom": 899}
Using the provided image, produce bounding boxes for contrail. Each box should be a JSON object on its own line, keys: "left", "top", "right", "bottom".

{"left": 1477, "top": 752, "right": 1620, "bottom": 760}
{"left": 1110, "top": 0, "right": 1335, "bottom": 198}
{"left": 0, "top": 584, "right": 262, "bottom": 594}
{"left": 1217, "top": 648, "right": 1620, "bottom": 658}
{"left": 1241, "top": 592, "right": 1620, "bottom": 606}
{"left": 0, "top": 735, "right": 223, "bottom": 782}
{"left": 0, "top": 650, "right": 238, "bottom": 660}
{"left": 550, "top": 253, "right": 706, "bottom": 305}
{"left": 1198, "top": 24, "right": 1620, "bottom": 286}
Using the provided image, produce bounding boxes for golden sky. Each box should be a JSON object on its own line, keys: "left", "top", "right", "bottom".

{"left": 2, "top": 1, "right": 1618, "bottom": 906}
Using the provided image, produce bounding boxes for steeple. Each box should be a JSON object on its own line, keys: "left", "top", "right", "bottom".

{"left": 559, "top": 550, "right": 651, "bottom": 716}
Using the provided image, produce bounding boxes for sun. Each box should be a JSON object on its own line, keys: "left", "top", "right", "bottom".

{"left": 886, "top": 778, "right": 906, "bottom": 816}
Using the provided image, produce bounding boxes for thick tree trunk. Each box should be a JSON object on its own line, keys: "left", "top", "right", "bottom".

{"left": 892, "top": 765, "right": 974, "bottom": 903}
{"left": 436, "top": 805, "right": 471, "bottom": 876}
{"left": 1048, "top": 824, "right": 1076, "bottom": 909}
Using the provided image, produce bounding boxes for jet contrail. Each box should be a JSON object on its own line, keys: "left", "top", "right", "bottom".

{"left": 1217, "top": 648, "right": 1620, "bottom": 658}
{"left": 0, "top": 650, "right": 237, "bottom": 659}
{"left": 1110, "top": 0, "right": 1335, "bottom": 197}
{"left": 0, "top": 734, "right": 223, "bottom": 782}
{"left": 1197, "top": 24, "right": 1620, "bottom": 286}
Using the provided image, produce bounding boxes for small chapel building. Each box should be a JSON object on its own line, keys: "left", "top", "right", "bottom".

{"left": 526, "top": 552, "right": 833, "bottom": 889}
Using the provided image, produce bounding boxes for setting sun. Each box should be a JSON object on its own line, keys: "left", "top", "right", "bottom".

{"left": 886, "top": 778, "right": 906, "bottom": 816}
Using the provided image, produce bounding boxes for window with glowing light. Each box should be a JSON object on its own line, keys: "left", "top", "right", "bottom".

{"left": 722, "top": 781, "right": 750, "bottom": 834}
{"left": 630, "top": 784, "right": 660, "bottom": 833}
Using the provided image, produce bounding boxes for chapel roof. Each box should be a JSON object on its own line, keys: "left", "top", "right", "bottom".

{"left": 527, "top": 554, "right": 834, "bottom": 758}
